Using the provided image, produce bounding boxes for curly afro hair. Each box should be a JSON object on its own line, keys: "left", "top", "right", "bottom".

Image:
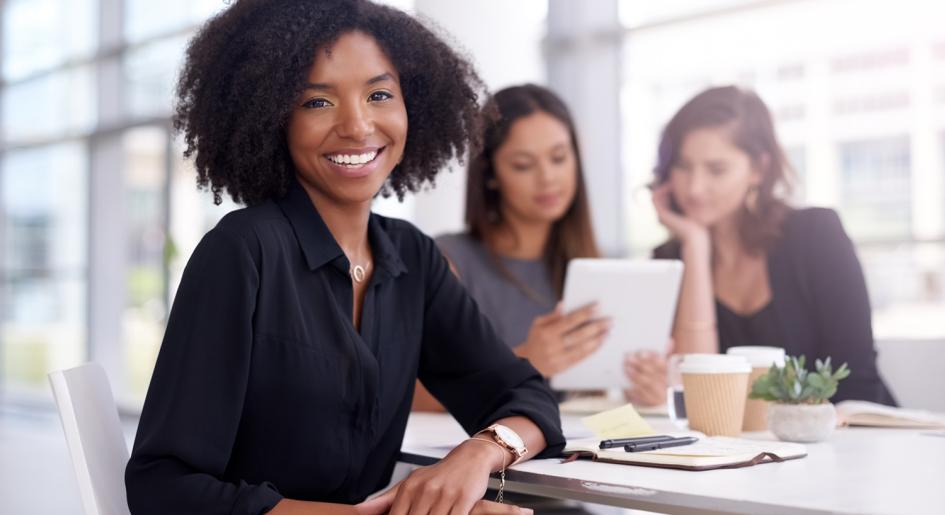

{"left": 175, "top": 0, "right": 488, "bottom": 206}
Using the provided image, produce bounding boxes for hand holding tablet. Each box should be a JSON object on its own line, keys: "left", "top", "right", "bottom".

{"left": 515, "top": 302, "right": 612, "bottom": 377}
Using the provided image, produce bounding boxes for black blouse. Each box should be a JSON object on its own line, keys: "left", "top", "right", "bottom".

{"left": 715, "top": 301, "right": 785, "bottom": 351}
{"left": 124, "top": 179, "right": 565, "bottom": 515}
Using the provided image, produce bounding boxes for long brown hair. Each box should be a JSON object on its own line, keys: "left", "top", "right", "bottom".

{"left": 465, "top": 84, "right": 599, "bottom": 298}
{"left": 653, "top": 86, "right": 794, "bottom": 253}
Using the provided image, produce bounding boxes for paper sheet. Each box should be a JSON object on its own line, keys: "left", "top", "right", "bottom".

{"left": 581, "top": 403, "right": 656, "bottom": 439}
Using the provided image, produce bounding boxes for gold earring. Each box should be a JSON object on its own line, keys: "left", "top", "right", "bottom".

{"left": 486, "top": 179, "right": 499, "bottom": 190}
{"left": 745, "top": 185, "right": 760, "bottom": 214}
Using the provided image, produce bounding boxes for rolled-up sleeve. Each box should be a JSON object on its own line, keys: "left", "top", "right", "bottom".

{"left": 125, "top": 227, "right": 283, "bottom": 514}
{"left": 416, "top": 235, "right": 565, "bottom": 457}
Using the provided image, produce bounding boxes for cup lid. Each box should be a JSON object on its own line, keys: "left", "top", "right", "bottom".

{"left": 726, "top": 346, "right": 786, "bottom": 367}
{"left": 679, "top": 354, "right": 751, "bottom": 374}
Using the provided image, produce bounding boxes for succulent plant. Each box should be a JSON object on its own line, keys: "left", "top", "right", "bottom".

{"left": 749, "top": 355, "right": 850, "bottom": 404}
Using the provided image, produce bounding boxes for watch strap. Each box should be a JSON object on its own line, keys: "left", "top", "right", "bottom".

{"left": 476, "top": 424, "right": 527, "bottom": 464}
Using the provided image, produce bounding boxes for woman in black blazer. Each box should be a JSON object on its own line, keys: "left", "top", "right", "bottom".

{"left": 625, "top": 86, "right": 895, "bottom": 407}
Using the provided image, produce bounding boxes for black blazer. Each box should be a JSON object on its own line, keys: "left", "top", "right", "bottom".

{"left": 655, "top": 207, "right": 896, "bottom": 405}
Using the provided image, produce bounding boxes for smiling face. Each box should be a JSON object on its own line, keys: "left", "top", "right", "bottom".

{"left": 286, "top": 31, "right": 408, "bottom": 208}
{"left": 669, "top": 126, "right": 762, "bottom": 228}
{"left": 492, "top": 111, "right": 578, "bottom": 226}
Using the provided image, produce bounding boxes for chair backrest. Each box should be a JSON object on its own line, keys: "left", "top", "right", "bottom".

{"left": 876, "top": 338, "right": 945, "bottom": 413}
{"left": 49, "top": 363, "right": 131, "bottom": 515}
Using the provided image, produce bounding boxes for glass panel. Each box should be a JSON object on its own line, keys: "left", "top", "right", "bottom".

{"left": 838, "top": 137, "right": 912, "bottom": 241}
{"left": 2, "top": 65, "right": 96, "bottom": 145}
{"left": 619, "top": 0, "right": 768, "bottom": 28}
{"left": 121, "top": 127, "right": 168, "bottom": 400}
{"left": 124, "top": 0, "right": 223, "bottom": 43}
{"left": 123, "top": 35, "right": 190, "bottom": 119}
{"left": 1, "top": 143, "right": 88, "bottom": 396}
{"left": 2, "top": 0, "right": 97, "bottom": 80}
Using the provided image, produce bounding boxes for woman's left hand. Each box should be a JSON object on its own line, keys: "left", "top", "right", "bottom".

{"left": 623, "top": 350, "right": 668, "bottom": 407}
{"left": 360, "top": 438, "right": 518, "bottom": 515}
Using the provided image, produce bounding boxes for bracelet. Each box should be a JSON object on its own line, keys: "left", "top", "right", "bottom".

{"left": 466, "top": 437, "right": 511, "bottom": 503}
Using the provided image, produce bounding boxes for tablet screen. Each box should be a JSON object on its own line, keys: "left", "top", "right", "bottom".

{"left": 551, "top": 259, "right": 683, "bottom": 390}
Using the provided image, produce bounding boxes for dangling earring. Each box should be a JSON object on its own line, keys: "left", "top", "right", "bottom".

{"left": 745, "top": 185, "right": 760, "bottom": 214}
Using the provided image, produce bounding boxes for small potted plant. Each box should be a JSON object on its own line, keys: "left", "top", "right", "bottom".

{"left": 749, "top": 355, "right": 850, "bottom": 443}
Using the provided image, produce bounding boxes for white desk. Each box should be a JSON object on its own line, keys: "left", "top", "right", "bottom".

{"left": 399, "top": 413, "right": 945, "bottom": 515}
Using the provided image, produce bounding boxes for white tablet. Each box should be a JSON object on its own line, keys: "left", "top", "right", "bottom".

{"left": 550, "top": 259, "right": 683, "bottom": 390}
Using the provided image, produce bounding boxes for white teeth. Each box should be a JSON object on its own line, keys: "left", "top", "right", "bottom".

{"left": 327, "top": 150, "right": 378, "bottom": 166}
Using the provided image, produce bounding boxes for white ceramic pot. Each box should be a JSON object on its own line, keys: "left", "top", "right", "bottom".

{"left": 767, "top": 402, "right": 837, "bottom": 443}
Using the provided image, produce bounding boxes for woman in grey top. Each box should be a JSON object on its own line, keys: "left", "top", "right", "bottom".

{"left": 413, "top": 84, "right": 613, "bottom": 411}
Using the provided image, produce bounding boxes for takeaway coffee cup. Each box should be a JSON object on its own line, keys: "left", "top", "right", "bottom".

{"left": 727, "top": 346, "right": 786, "bottom": 431}
{"left": 680, "top": 354, "right": 752, "bottom": 436}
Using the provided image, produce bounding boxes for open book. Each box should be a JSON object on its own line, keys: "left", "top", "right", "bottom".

{"left": 836, "top": 400, "right": 945, "bottom": 429}
{"left": 563, "top": 436, "right": 807, "bottom": 471}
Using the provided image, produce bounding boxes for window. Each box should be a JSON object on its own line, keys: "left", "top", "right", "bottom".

{"left": 838, "top": 137, "right": 912, "bottom": 241}
{"left": 1, "top": 143, "right": 88, "bottom": 398}
{"left": 124, "top": 0, "right": 222, "bottom": 43}
{"left": 0, "top": 0, "right": 225, "bottom": 407}
{"left": 2, "top": 66, "right": 96, "bottom": 145}
{"left": 2, "top": 0, "right": 96, "bottom": 80}
{"left": 123, "top": 35, "right": 190, "bottom": 118}
{"left": 122, "top": 127, "right": 169, "bottom": 399}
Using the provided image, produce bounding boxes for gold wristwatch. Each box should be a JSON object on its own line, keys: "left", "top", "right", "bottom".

{"left": 476, "top": 424, "right": 527, "bottom": 463}
{"left": 473, "top": 424, "right": 527, "bottom": 503}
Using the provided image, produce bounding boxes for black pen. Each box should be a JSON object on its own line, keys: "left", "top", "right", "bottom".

{"left": 625, "top": 436, "right": 699, "bottom": 452}
{"left": 599, "top": 435, "right": 675, "bottom": 449}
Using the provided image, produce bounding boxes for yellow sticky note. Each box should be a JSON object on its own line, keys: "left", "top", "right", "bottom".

{"left": 581, "top": 403, "right": 657, "bottom": 439}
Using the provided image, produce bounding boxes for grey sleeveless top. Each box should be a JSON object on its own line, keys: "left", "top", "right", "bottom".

{"left": 435, "top": 233, "right": 556, "bottom": 349}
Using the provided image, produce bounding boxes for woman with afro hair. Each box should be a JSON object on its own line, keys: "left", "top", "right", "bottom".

{"left": 124, "top": 1, "right": 564, "bottom": 514}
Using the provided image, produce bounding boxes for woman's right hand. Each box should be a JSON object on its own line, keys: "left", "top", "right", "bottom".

{"left": 651, "top": 183, "right": 709, "bottom": 248}
{"left": 515, "top": 303, "right": 611, "bottom": 377}
{"left": 623, "top": 350, "right": 669, "bottom": 407}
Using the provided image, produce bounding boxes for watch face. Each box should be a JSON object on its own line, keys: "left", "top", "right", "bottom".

{"left": 495, "top": 424, "right": 525, "bottom": 450}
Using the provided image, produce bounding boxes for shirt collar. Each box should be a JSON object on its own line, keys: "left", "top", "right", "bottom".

{"left": 276, "top": 178, "right": 407, "bottom": 278}
{"left": 367, "top": 213, "right": 408, "bottom": 279}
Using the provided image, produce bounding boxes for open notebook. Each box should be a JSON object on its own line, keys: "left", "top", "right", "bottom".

{"left": 563, "top": 436, "right": 807, "bottom": 471}
{"left": 836, "top": 400, "right": 945, "bottom": 429}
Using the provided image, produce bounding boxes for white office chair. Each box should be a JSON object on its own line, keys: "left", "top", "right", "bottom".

{"left": 48, "top": 363, "right": 131, "bottom": 515}
{"left": 876, "top": 338, "right": 945, "bottom": 412}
